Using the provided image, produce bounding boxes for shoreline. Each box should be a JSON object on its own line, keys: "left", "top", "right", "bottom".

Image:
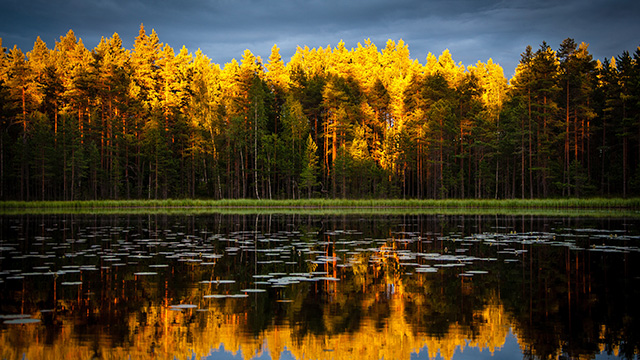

{"left": 1, "top": 198, "right": 639, "bottom": 217}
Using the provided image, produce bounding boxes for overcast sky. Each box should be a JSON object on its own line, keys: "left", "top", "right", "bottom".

{"left": 1, "top": 0, "right": 639, "bottom": 77}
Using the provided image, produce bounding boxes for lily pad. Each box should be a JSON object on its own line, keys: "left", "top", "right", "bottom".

{"left": 204, "top": 294, "right": 228, "bottom": 299}
{"left": 4, "top": 318, "right": 41, "bottom": 325}
{"left": 170, "top": 304, "right": 198, "bottom": 309}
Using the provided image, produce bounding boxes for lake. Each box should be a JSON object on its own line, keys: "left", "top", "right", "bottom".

{"left": 1, "top": 213, "right": 639, "bottom": 360}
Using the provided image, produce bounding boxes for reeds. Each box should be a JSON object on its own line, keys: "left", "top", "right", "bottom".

{"left": 0, "top": 206, "right": 637, "bottom": 217}
{"left": 1, "top": 197, "right": 639, "bottom": 212}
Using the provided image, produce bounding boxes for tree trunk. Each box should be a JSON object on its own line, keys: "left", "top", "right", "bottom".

{"left": 41, "top": 147, "right": 45, "bottom": 201}
{"left": 521, "top": 112, "right": 525, "bottom": 199}
{"left": 0, "top": 132, "right": 3, "bottom": 199}
{"left": 71, "top": 148, "right": 75, "bottom": 201}
{"left": 460, "top": 127, "right": 465, "bottom": 199}
{"left": 528, "top": 89, "right": 533, "bottom": 199}
{"left": 439, "top": 119, "right": 444, "bottom": 199}
{"left": 565, "top": 80, "right": 570, "bottom": 196}
{"left": 254, "top": 100, "right": 260, "bottom": 199}
{"left": 623, "top": 135, "right": 628, "bottom": 198}
{"left": 240, "top": 149, "right": 246, "bottom": 198}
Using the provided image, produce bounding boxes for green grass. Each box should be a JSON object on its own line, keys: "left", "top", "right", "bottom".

{"left": 1, "top": 198, "right": 640, "bottom": 208}
{"left": 0, "top": 206, "right": 636, "bottom": 217}
{"left": 1, "top": 198, "right": 639, "bottom": 217}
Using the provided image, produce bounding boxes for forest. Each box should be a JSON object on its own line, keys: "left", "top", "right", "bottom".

{"left": 0, "top": 26, "right": 639, "bottom": 200}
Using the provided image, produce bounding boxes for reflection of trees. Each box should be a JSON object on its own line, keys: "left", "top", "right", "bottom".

{"left": 1, "top": 214, "right": 640, "bottom": 359}
{"left": 0, "top": 294, "right": 511, "bottom": 360}
{"left": 500, "top": 235, "right": 640, "bottom": 360}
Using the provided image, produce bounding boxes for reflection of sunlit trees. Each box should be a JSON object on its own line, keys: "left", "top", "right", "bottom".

{"left": 1, "top": 291, "right": 513, "bottom": 360}
{"left": 377, "top": 242, "right": 404, "bottom": 293}
{"left": 3, "top": 214, "right": 640, "bottom": 360}
{"left": 350, "top": 252, "right": 371, "bottom": 292}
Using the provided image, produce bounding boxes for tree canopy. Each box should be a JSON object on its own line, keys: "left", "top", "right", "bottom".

{"left": 1, "top": 28, "right": 639, "bottom": 200}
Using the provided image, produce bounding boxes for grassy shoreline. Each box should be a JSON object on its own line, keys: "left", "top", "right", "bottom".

{"left": 0, "top": 207, "right": 638, "bottom": 218}
{"left": 0, "top": 199, "right": 638, "bottom": 217}
{"left": 1, "top": 198, "right": 639, "bottom": 210}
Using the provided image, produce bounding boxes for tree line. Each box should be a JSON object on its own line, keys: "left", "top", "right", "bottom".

{"left": 0, "top": 26, "right": 639, "bottom": 200}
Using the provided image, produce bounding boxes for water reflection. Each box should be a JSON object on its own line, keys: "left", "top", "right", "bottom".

{"left": 1, "top": 214, "right": 639, "bottom": 359}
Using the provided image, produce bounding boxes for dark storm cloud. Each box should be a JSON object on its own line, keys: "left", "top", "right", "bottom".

{"left": 1, "top": 0, "right": 639, "bottom": 76}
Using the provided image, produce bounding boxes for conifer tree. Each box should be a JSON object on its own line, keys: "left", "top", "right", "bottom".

{"left": 300, "top": 134, "right": 319, "bottom": 198}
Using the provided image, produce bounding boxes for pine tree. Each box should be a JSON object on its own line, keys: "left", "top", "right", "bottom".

{"left": 300, "top": 134, "right": 319, "bottom": 198}
{"left": 557, "top": 39, "right": 596, "bottom": 196}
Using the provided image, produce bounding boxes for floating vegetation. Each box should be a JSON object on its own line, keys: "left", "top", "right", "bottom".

{"left": 252, "top": 274, "right": 273, "bottom": 279}
{"left": 200, "top": 280, "right": 235, "bottom": 284}
{"left": 1, "top": 213, "right": 639, "bottom": 360}
{"left": 3, "top": 318, "right": 41, "bottom": 325}
{"left": 170, "top": 304, "right": 198, "bottom": 310}
{"left": 204, "top": 295, "right": 228, "bottom": 299}
{"left": 0, "top": 314, "right": 33, "bottom": 320}
{"left": 60, "top": 281, "right": 83, "bottom": 286}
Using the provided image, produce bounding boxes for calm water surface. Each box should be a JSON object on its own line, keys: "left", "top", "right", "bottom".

{"left": 1, "top": 213, "right": 639, "bottom": 360}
